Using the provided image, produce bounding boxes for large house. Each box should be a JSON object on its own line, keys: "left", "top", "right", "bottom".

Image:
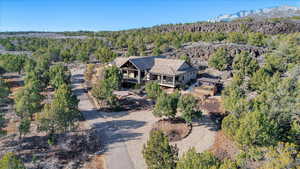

{"left": 113, "top": 56, "right": 197, "bottom": 88}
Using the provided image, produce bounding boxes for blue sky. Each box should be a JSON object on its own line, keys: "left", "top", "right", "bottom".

{"left": 1, "top": 0, "right": 300, "bottom": 32}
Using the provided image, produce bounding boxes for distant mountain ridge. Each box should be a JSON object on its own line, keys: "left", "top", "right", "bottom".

{"left": 208, "top": 5, "right": 300, "bottom": 22}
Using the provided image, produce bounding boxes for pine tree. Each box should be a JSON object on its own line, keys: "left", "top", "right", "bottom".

{"left": 143, "top": 130, "right": 178, "bottom": 169}
{"left": 38, "top": 84, "right": 80, "bottom": 134}
{"left": 178, "top": 94, "right": 201, "bottom": 124}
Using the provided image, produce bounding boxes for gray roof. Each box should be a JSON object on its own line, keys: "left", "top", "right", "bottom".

{"left": 114, "top": 56, "right": 197, "bottom": 76}
{"left": 150, "top": 58, "right": 197, "bottom": 76}
{"left": 129, "top": 56, "right": 158, "bottom": 70}
{"left": 114, "top": 56, "right": 165, "bottom": 70}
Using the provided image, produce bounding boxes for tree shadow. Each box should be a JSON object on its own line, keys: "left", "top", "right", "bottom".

{"left": 72, "top": 88, "right": 87, "bottom": 96}
{"left": 81, "top": 109, "right": 106, "bottom": 120}
{"left": 72, "top": 78, "right": 85, "bottom": 85}
{"left": 1, "top": 135, "right": 51, "bottom": 164}
{"left": 192, "top": 114, "right": 220, "bottom": 131}
{"left": 91, "top": 119, "right": 146, "bottom": 153}
{"left": 72, "top": 73, "right": 84, "bottom": 79}
{"left": 2, "top": 74, "right": 20, "bottom": 79}
{"left": 101, "top": 111, "right": 130, "bottom": 118}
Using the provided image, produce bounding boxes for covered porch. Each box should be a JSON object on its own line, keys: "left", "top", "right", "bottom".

{"left": 149, "top": 73, "right": 179, "bottom": 88}
{"left": 121, "top": 68, "right": 141, "bottom": 84}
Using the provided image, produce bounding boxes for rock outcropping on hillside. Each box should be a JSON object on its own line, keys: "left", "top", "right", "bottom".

{"left": 165, "top": 41, "right": 268, "bottom": 66}
{"left": 155, "top": 20, "right": 300, "bottom": 35}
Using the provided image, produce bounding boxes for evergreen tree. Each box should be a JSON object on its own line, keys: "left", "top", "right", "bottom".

{"left": 208, "top": 48, "right": 231, "bottom": 71}
{"left": 0, "top": 79, "right": 9, "bottom": 104}
{"left": 18, "top": 118, "right": 31, "bottom": 139}
{"left": 232, "top": 51, "right": 259, "bottom": 77}
{"left": 145, "top": 82, "right": 162, "bottom": 100}
{"left": 143, "top": 130, "right": 178, "bottom": 169}
{"left": 38, "top": 84, "right": 80, "bottom": 134}
{"left": 0, "top": 152, "right": 26, "bottom": 169}
{"left": 178, "top": 94, "right": 201, "bottom": 124}
{"left": 95, "top": 47, "right": 117, "bottom": 63}
{"left": 248, "top": 32, "right": 266, "bottom": 47}
{"left": 176, "top": 149, "right": 220, "bottom": 169}
{"left": 153, "top": 92, "right": 180, "bottom": 119}
{"left": 179, "top": 54, "right": 191, "bottom": 64}
{"left": 49, "top": 64, "right": 70, "bottom": 89}
{"left": 228, "top": 32, "right": 247, "bottom": 44}
{"left": 15, "top": 86, "right": 43, "bottom": 120}
{"left": 103, "top": 66, "right": 122, "bottom": 90}
{"left": 0, "top": 112, "right": 5, "bottom": 136}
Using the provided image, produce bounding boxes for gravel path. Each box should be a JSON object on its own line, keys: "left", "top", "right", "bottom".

{"left": 70, "top": 64, "right": 217, "bottom": 169}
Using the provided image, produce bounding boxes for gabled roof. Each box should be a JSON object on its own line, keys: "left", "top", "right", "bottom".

{"left": 114, "top": 56, "right": 197, "bottom": 76}
{"left": 150, "top": 58, "right": 197, "bottom": 76}
{"left": 114, "top": 56, "right": 165, "bottom": 70}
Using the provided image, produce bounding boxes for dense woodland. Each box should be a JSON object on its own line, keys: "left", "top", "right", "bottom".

{"left": 0, "top": 18, "right": 299, "bottom": 169}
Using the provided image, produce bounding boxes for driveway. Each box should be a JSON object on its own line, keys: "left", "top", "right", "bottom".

{"left": 70, "top": 64, "right": 217, "bottom": 169}
{"left": 71, "top": 66, "right": 138, "bottom": 169}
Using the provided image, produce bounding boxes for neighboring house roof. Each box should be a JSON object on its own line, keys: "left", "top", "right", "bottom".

{"left": 114, "top": 56, "right": 197, "bottom": 76}
{"left": 114, "top": 57, "right": 128, "bottom": 67}
{"left": 150, "top": 58, "right": 197, "bottom": 76}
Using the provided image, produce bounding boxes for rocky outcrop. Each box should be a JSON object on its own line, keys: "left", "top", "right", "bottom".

{"left": 154, "top": 20, "right": 300, "bottom": 35}
{"left": 164, "top": 41, "right": 268, "bottom": 66}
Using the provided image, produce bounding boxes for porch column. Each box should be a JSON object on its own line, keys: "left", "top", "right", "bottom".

{"left": 160, "top": 75, "right": 163, "bottom": 84}
{"left": 126, "top": 70, "right": 129, "bottom": 78}
{"left": 173, "top": 76, "right": 175, "bottom": 87}
{"left": 137, "top": 70, "right": 141, "bottom": 84}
